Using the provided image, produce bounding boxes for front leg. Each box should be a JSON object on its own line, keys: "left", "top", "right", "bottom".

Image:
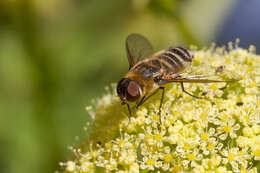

{"left": 136, "top": 89, "right": 160, "bottom": 109}
{"left": 135, "top": 87, "right": 165, "bottom": 124}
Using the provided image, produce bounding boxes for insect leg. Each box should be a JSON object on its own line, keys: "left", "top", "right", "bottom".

{"left": 180, "top": 82, "right": 203, "bottom": 99}
{"left": 136, "top": 89, "right": 160, "bottom": 109}
{"left": 124, "top": 103, "right": 132, "bottom": 126}
{"left": 127, "top": 103, "right": 132, "bottom": 117}
{"left": 136, "top": 96, "right": 146, "bottom": 108}
{"left": 136, "top": 87, "right": 165, "bottom": 124}
{"left": 158, "top": 87, "right": 165, "bottom": 124}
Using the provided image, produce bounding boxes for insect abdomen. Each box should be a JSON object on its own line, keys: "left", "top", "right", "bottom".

{"left": 158, "top": 46, "right": 193, "bottom": 73}
{"left": 134, "top": 62, "right": 160, "bottom": 78}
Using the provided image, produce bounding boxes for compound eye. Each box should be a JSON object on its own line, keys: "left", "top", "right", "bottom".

{"left": 126, "top": 81, "right": 141, "bottom": 101}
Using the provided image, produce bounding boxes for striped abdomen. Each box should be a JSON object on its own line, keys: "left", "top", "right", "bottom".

{"left": 131, "top": 47, "right": 193, "bottom": 78}
{"left": 156, "top": 46, "right": 193, "bottom": 74}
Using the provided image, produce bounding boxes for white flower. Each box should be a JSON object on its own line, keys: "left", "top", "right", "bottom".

{"left": 217, "top": 117, "right": 240, "bottom": 140}
{"left": 60, "top": 46, "right": 260, "bottom": 173}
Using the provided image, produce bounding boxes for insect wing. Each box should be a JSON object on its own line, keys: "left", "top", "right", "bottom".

{"left": 185, "top": 64, "right": 240, "bottom": 81}
{"left": 160, "top": 75, "right": 238, "bottom": 84}
{"left": 159, "top": 66, "right": 240, "bottom": 85}
{"left": 126, "top": 34, "right": 153, "bottom": 69}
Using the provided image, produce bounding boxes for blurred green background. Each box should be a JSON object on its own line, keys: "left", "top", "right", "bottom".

{"left": 1, "top": 0, "right": 258, "bottom": 172}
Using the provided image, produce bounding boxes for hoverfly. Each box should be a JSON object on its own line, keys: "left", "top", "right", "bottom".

{"left": 117, "top": 34, "right": 238, "bottom": 123}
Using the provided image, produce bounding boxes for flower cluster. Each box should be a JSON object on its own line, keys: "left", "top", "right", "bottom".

{"left": 60, "top": 44, "right": 260, "bottom": 173}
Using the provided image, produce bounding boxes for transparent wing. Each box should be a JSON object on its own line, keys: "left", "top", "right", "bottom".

{"left": 160, "top": 76, "right": 238, "bottom": 84}
{"left": 186, "top": 64, "right": 241, "bottom": 81}
{"left": 126, "top": 34, "right": 153, "bottom": 68}
{"left": 159, "top": 65, "right": 241, "bottom": 85}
